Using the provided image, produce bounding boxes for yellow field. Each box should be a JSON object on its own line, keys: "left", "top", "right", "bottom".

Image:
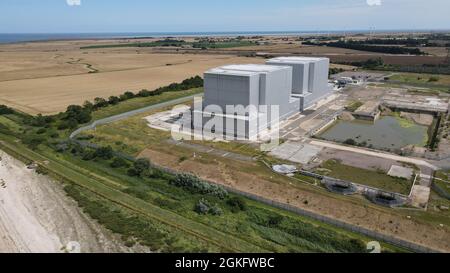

{"left": 0, "top": 40, "right": 262, "bottom": 114}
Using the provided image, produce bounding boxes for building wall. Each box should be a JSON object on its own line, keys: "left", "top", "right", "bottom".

{"left": 259, "top": 66, "right": 293, "bottom": 119}
{"left": 308, "top": 58, "right": 331, "bottom": 102}
{"left": 203, "top": 73, "right": 260, "bottom": 111}
{"left": 267, "top": 60, "right": 308, "bottom": 94}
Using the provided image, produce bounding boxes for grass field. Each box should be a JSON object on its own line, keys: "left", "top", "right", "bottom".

{"left": 319, "top": 160, "right": 413, "bottom": 195}
{"left": 389, "top": 73, "right": 450, "bottom": 85}
{"left": 91, "top": 88, "right": 203, "bottom": 120}
{"left": 0, "top": 129, "right": 400, "bottom": 253}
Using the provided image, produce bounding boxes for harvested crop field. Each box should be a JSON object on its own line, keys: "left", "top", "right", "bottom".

{"left": 0, "top": 40, "right": 262, "bottom": 114}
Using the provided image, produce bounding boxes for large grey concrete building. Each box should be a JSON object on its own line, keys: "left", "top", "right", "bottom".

{"left": 266, "top": 57, "right": 331, "bottom": 111}
{"left": 194, "top": 57, "right": 333, "bottom": 140}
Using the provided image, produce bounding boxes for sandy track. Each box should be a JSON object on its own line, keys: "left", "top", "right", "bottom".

{"left": 0, "top": 150, "right": 142, "bottom": 253}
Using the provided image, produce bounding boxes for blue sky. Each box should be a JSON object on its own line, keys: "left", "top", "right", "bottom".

{"left": 1, "top": 0, "right": 449, "bottom": 33}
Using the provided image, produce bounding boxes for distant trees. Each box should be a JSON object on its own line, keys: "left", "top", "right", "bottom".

{"left": 78, "top": 76, "right": 204, "bottom": 115}
{"left": 108, "top": 96, "right": 120, "bottom": 105}
{"left": 308, "top": 40, "right": 426, "bottom": 55}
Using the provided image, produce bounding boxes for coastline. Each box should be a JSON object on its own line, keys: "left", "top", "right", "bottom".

{"left": 1, "top": 29, "right": 449, "bottom": 44}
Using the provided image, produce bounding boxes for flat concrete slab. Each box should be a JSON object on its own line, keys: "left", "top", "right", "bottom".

{"left": 388, "top": 165, "right": 414, "bottom": 180}
{"left": 270, "top": 142, "right": 322, "bottom": 164}
{"left": 410, "top": 185, "right": 431, "bottom": 208}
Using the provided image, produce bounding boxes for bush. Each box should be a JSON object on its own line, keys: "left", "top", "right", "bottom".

{"left": 64, "top": 105, "right": 92, "bottom": 124}
{"left": 127, "top": 168, "right": 140, "bottom": 177}
{"left": 226, "top": 197, "right": 247, "bottom": 213}
{"left": 108, "top": 96, "right": 120, "bottom": 105}
{"left": 194, "top": 198, "right": 223, "bottom": 216}
{"left": 82, "top": 150, "right": 96, "bottom": 161}
{"left": 94, "top": 146, "right": 114, "bottom": 160}
{"left": 110, "top": 157, "right": 130, "bottom": 168}
{"left": 428, "top": 76, "right": 440, "bottom": 82}
{"left": 35, "top": 165, "right": 48, "bottom": 175}
{"left": 170, "top": 174, "right": 228, "bottom": 199}
{"left": 36, "top": 128, "right": 47, "bottom": 135}
{"left": 131, "top": 158, "right": 151, "bottom": 176}
{"left": 22, "top": 135, "right": 45, "bottom": 149}
{"left": 194, "top": 199, "right": 211, "bottom": 215}
{"left": 57, "top": 118, "right": 78, "bottom": 130}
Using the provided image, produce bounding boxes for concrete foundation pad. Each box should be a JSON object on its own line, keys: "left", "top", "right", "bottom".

{"left": 388, "top": 165, "right": 414, "bottom": 180}
{"left": 410, "top": 185, "right": 431, "bottom": 208}
{"left": 270, "top": 142, "right": 322, "bottom": 164}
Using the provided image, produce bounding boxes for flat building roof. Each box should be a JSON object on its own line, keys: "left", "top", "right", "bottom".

{"left": 206, "top": 64, "right": 290, "bottom": 77}
{"left": 268, "top": 56, "right": 328, "bottom": 64}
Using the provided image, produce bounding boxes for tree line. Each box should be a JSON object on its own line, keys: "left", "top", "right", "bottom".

{"left": 304, "top": 40, "right": 426, "bottom": 55}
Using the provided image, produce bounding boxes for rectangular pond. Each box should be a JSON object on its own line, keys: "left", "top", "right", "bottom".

{"left": 317, "top": 116, "right": 429, "bottom": 150}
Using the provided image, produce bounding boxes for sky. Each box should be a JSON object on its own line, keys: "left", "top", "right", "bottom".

{"left": 0, "top": 0, "right": 449, "bottom": 33}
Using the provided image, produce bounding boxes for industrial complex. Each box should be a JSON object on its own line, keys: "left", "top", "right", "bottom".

{"left": 194, "top": 57, "right": 333, "bottom": 139}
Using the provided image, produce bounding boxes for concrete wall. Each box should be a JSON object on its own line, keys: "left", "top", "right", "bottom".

{"left": 267, "top": 57, "right": 333, "bottom": 110}
{"left": 267, "top": 60, "right": 308, "bottom": 94}
{"left": 204, "top": 73, "right": 260, "bottom": 111}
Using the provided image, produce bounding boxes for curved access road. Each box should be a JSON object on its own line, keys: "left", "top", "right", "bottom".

{"left": 70, "top": 93, "right": 200, "bottom": 139}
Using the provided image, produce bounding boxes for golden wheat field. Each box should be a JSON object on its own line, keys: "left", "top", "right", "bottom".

{"left": 0, "top": 40, "right": 262, "bottom": 114}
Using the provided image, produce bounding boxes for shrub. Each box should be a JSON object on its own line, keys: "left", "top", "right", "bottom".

{"left": 110, "top": 157, "right": 130, "bottom": 168}
{"left": 194, "top": 198, "right": 223, "bottom": 216}
{"left": 127, "top": 168, "right": 140, "bottom": 177}
{"left": 428, "top": 76, "right": 440, "bottom": 82}
{"left": 132, "top": 158, "right": 151, "bottom": 176}
{"left": 36, "top": 128, "right": 47, "bottom": 135}
{"left": 22, "top": 135, "right": 45, "bottom": 149}
{"left": 170, "top": 174, "right": 228, "bottom": 199}
{"left": 94, "top": 146, "right": 114, "bottom": 160}
{"left": 194, "top": 199, "right": 211, "bottom": 215}
{"left": 35, "top": 165, "right": 48, "bottom": 175}
{"left": 226, "top": 197, "right": 247, "bottom": 213}
{"left": 108, "top": 96, "right": 120, "bottom": 105}
{"left": 82, "top": 150, "right": 96, "bottom": 161}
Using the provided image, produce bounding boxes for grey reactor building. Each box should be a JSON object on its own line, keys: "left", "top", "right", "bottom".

{"left": 193, "top": 57, "right": 332, "bottom": 140}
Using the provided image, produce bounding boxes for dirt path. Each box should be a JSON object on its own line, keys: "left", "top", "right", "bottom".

{"left": 0, "top": 150, "right": 144, "bottom": 253}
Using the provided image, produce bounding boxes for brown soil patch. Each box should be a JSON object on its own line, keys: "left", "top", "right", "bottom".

{"left": 139, "top": 148, "right": 450, "bottom": 252}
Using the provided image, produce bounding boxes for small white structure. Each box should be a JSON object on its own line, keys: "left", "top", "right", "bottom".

{"left": 273, "top": 164, "right": 297, "bottom": 174}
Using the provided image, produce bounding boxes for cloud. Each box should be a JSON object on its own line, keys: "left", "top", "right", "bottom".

{"left": 66, "top": 0, "right": 81, "bottom": 6}
{"left": 366, "top": 0, "right": 382, "bottom": 6}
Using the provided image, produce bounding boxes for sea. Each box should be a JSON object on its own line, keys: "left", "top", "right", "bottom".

{"left": 0, "top": 30, "right": 445, "bottom": 44}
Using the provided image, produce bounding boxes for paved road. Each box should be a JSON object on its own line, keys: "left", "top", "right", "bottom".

{"left": 70, "top": 94, "right": 201, "bottom": 139}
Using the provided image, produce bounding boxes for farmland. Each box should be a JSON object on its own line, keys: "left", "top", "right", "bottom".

{"left": 0, "top": 40, "right": 261, "bottom": 114}
{"left": 0, "top": 109, "right": 399, "bottom": 253}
